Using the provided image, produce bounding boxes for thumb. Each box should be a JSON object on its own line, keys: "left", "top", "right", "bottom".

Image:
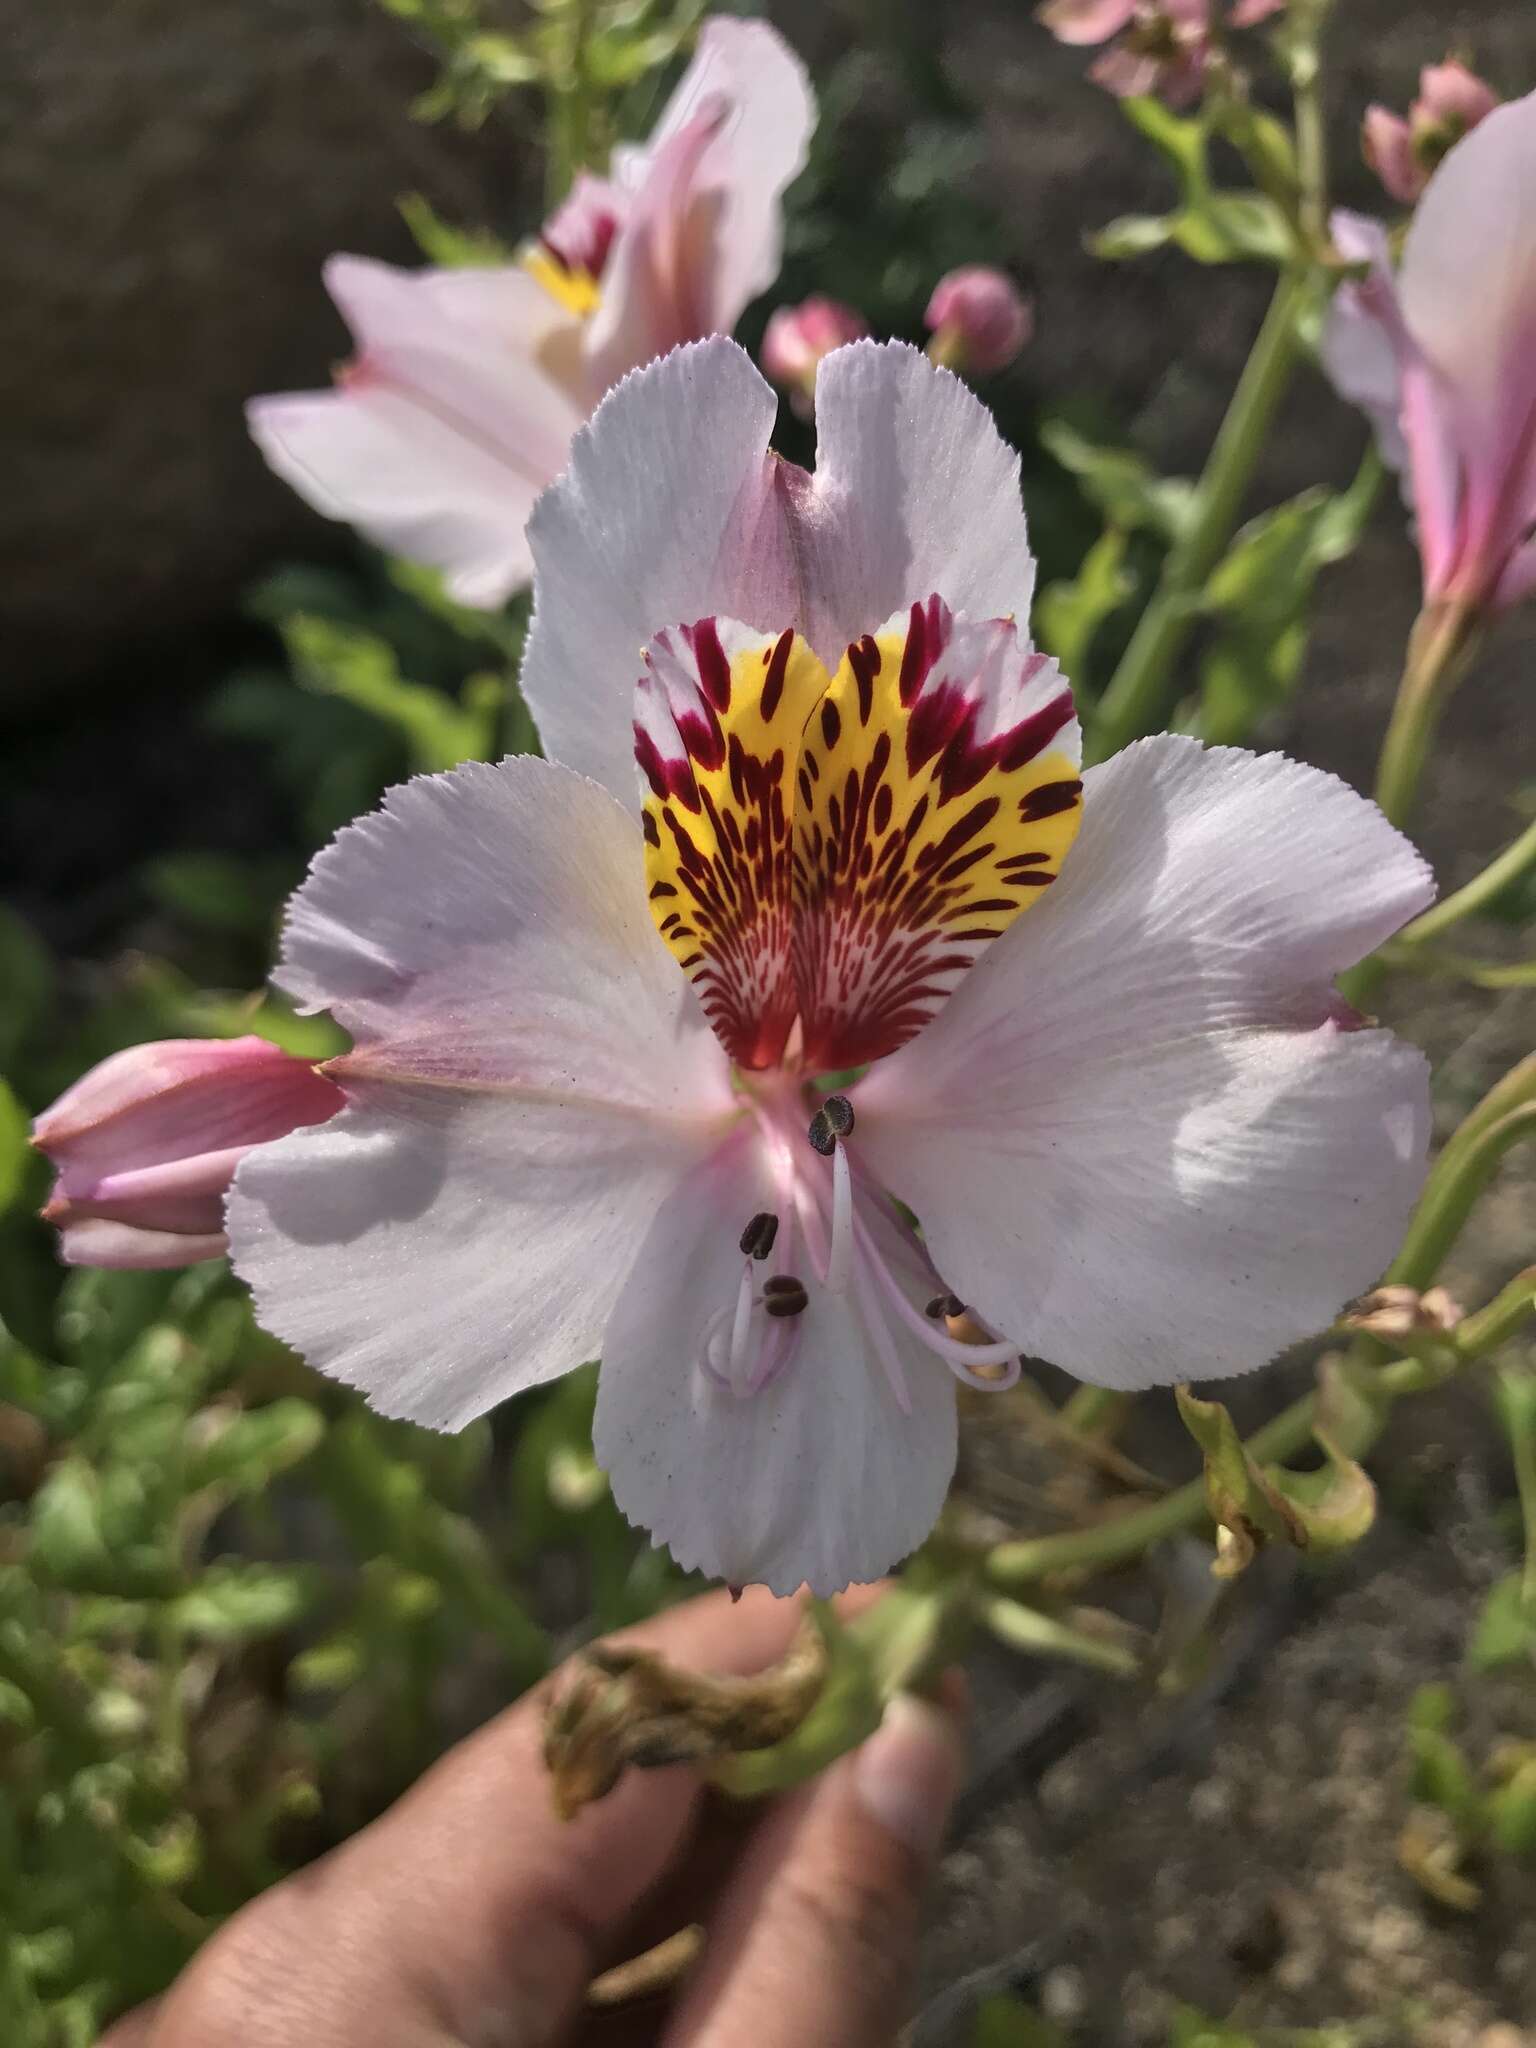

{"left": 664, "top": 1687, "right": 965, "bottom": 2047}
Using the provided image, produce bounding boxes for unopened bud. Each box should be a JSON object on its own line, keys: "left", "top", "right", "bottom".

{"left": 761, "top": 297, "right": 869, "bottom": 416}
{"left": 33, "top": 1037, "right": 343, "bottom": 1270}
{"left": 1363, "top": 58, "right": 1499, "bottom": 204}
{"left": 924, "top": 267, "right": 1032, "bottom": 376}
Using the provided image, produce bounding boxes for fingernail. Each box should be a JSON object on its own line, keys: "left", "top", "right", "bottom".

{"left": 851, "top": 1692, "right": 963, "bottom": 1858}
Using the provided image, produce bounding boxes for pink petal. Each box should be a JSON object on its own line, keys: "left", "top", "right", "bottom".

{"left": 852, "top": 737, "right": 1433, "bottom": 1388}
{"left": 228, "top": 758, "right": 736, "bottom": 1426}
{"left": 58, "top": 1220, "right": 230, "bottom": 1271}
{"left": 523, "top": 336, "right": 1037, "bottom": 809}
{"left": 248, "top": 257, "right": 587, "bottom": 608}
{"left": 593, "top": 1131, "right": 956, "bottom": 1596}
{"left": 1362, "top": 107, "right": 1424, "bottom": 205}
{"left": 1398, "top": 92, "right": 1536, "bottom": 573}
{"left": 1036, "top": 0, "right": 1138, "bottom": 46}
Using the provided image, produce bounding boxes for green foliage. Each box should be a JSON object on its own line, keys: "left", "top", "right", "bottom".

{"left": 1092, "top": 99, "right": 1295, "bottom": 269}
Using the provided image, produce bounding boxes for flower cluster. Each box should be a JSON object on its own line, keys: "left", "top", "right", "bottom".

{"left": 1037, "top": 0, "right": 1285, "bottom": 107}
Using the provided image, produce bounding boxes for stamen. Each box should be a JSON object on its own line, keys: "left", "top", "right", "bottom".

{"left": 807, "top": 1108, "right": 835, "bottom": 1156}
{"left": 822, "top": 1094, "right": 856, "bottom": 1137}
{"left": 926, "top": 1293, "right": 965, "bottom": 1319}
{"left": 762, "top": 1274, "right": 809, "bottom": 1318}
{"left": 823, "top": 1137, "right": 855, "bottom": 1296}
{"left": 739, "top": 1211, "right": 780, "bottom": 1260}
{"left": 853, "top": 1261, "right": 914, "bottom": 1418}
{"left": 855, "top": 1212, "right": 1021, "bottom": 1380}
{"left": 729, "top": 1263, "right": 755, "bottom": 1394}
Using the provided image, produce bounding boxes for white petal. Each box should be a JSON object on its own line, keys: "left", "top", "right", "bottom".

{"left": 522, "top": 337, "right": 1035, "bottom": 807}
{"left": 594, "top": 1136, "right": 957, "bottom": 1595}
{"left": 248, "top": 257, "right": 587, "bottom": 607}
{"left": 523, "top": 338, "right": 797, "bottom": 805}
{"left": 1321, "top": 213, "right": 1410, "bottom": 478}
{"left": 804, "top": 341, "right": 1035, "bottom": 652}
{"left": 1399, "top": 92, "right": 1536, "bottom": 469}
{"left": 853, "top": 736, "right": 1434, "bottom": 1388}
{"left": 228, "top": 758, "right": 736, "bottom": 1427}
{"left": 587, "top": 17, "right": 813, "bottom": 386}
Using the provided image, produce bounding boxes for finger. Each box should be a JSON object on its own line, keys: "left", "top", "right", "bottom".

{"left": 662, "top": 1688, "right": 964, "bottom": 2048}
{"left": 98, "top": 2002, "right": 161, "bottom": 2047}
{"left": 147, "top": 1583, "right": 880, "bottom": 2048}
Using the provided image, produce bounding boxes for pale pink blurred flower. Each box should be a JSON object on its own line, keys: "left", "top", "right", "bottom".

{"left": 1324, "top": 92, "right": 1536, "bottom": 614}
{"left": 761, "top": 296, "right": 869, "bottom": 412}
{"left": 1040, "top": 0, "right": 1272, "bottom": 105}
{"left": 924, "top": 267, "right": 1032, "bottom": 375}
{"left": 247, "top": 18, "right": 813, "bottom": 607}
{"left": 35, "top": 1038, "right": 342, "bottom": 1269}
{"left": 1362, "top": 58, "right": 1500, "bottom": 204}
{"left": 224, "top": 338, "right": 1431, "bottom": 1596}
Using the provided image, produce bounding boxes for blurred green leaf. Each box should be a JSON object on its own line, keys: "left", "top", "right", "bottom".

{"left": 0, "top": 908, "right": 55, "bottom": 1068}
{"left": 0, "top": 1077, "right": 34, "bottom": 1214}
{"left": 397, "top": 193, "right": 513, "bottom": 268}
{"left": 1093, "top": 99, "right": 1294, "bottom": 269}
{"left": 170, "top": 1564, "right": 322, "bottom": 1644}
{"left": 1469, "top": 1572, "right": 1536, "bottom": 1673}
{"left": 280, "top": 614, "right": 499, "bottom": 774}
{"left": 1040, "top": 420, "right": 1196, "bottom": 542}
{"left": 184, "top": 1400, "right": 325, "bottom": 1497}
{"left": 141, "top": 854, "right": 298, "bottom": 939}
{"left": 1035, "top": 529, "right": 1134, "bottom": 690}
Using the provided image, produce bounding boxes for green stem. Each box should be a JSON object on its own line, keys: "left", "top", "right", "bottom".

{"left": 1396, "top": 812, "right": 1536, "bottom": 950}
{"left": 545, "top": 0, "right": 597, "bottom": 210}
{"left": 985, "top": 1385, "right": 1320, "bottom": 1590}
{"left": 1457, "top": 1269, "right": 1536, "bottom": 1364}
{"left": 1373, "top": 600, "right": 1480, "bottom": 830}
{"left": 975, "top": 1591, "right": 1141, "bottom": 1677}
{"left": 1087, "top": 270, "right": 1307, "bottom": 762}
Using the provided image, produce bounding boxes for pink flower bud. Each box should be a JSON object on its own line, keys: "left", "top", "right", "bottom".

{"left": 1362, "top": 106, "right": 1424, "bottom": 203}
{"left": 1228, "top": 0, "right": 1285, "bottom": 25}
{"left": 760, "top": 297, "right": 870, "bottom": 410}
{"left": 1036, "top": 0, "right": 1138, "bottom": 46}
{"left": 34, "top": 1037, "right": 344, "bottom": 1269}
{"left": 1415, "top": 60, "right": 1500, "bottom": 140}
{"left": 1364, "top": 59, "right": 1500, "bottom": 205}
{"left": 924, "top": 268, "right": 1033, "bottom": 376}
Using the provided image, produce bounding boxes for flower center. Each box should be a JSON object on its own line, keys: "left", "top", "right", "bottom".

{"left": 697, "top": 1066, "right": 1023, "bottom": 1408}
{"left": 635, "top": 596, "right": 1084, "bottom": 1076}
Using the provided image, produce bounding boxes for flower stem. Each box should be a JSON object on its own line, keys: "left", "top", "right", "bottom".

{"left": 545, "top": 0, "right": 598, "bottom": 210}
{"left": 1087, "top": 269, "right": 1308, "bottom": 762}
{"left": 1372, "top": 599, "right": 1480, "bottom": 830}
{"left": 1394, "top": 811, "right": 1536, "bottom": 951}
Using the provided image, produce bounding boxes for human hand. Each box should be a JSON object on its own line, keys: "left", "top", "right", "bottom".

{"left": 101, "top": 1585, "right": 964, "bottom": 2047}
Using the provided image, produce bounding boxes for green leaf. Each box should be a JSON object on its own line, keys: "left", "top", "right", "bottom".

{"left": 397, "top": 193, "right": 512, "bottom": 268}
{"left": 970, "top": 1993, "right": 1070, "bottom": 2048}
{"left": 1197, "top": 456, "right": 1382, "bottom": 743}
{"left": 1035, "top": 529, "right": 1134, "bottom": 686}
{"left": 170, "top": 1564, "right": 322, "bottom": 1643}
{"left": 280, "top": 613, "right": 497, "bottom": 773}
{"left": 141, "top": 853, "right": 297, "bottom": 937}
{"left": 1468, "top": 1572, "right": 1536, "bottom": 1673}
{"left": 1489, "top": 1758, "right": 1536, "bottom": 1858}
{"left": 0, "top": 1077, "right": 33, "bottom": 1215}
{"left": 1092, "top": 101, "right": 1294, "bottom": 269}
{"left": 184, "top": 1400, "right": 325, "bottom": 1496}
{"left": 0, "top": 908, "right": 54, "bottom": 1067}
{"left": 1176, "top": 1385, "right": 1307, "bottom": 1575}
{"left": 1039, "top": 419, "right": 1196, "bottom": 541}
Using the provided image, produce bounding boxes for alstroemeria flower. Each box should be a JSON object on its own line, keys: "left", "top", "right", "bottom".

{"left": 246, "top": 17, "right": 813, "bottom": 608}
{"left": 227, "top": 339, "right": 1432, "bottom": 1597}
{"left": 1324, "top": 92, "right": 1536, "bottom": 615}
{"left": 1362, "top": 60, "right": 1500, "bottom": 206}
{"left": 1038, "top": 0, "right": 1280, "bottom": 105}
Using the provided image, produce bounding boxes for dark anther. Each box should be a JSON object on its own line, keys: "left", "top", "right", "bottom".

{"left": 739, "top": 1211, "right": 780, "bottom": 1260}
{"left": 762, "top": 1275, "right": 809, "bottom": 1318}
{"left": 823, "top": 1094, "right": 855, "bottom": 1137}
{"left": 808, "top": 1093, "right": 855, "bottom": 1156}
{"left": 926, "top": 1293, "right": 965, "bottom": 1320}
